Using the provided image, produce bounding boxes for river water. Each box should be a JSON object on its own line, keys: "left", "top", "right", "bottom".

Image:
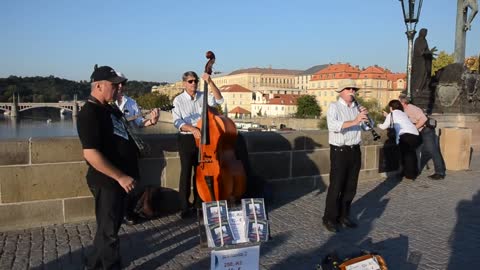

{"left": 0, "top": 112, "right": 177, "bottom": 140}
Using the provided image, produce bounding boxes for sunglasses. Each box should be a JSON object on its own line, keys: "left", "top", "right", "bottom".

{"left": 186, "top": 79, "right": 198, "bottom": 84}
{"left": 344, "top": 88, "right": 358, "bottom": 91}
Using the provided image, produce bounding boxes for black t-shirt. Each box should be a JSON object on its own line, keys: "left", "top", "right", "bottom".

{"left": 77, "top": 100, "right": 139, "bottom": 189}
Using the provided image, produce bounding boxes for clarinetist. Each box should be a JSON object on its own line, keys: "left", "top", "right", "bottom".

{"left": 322, "top": 79, "right": 370, "bottom": 233}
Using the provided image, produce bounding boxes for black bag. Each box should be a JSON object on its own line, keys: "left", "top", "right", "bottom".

{"left": 133, "top": 186, "right": 180, "bottom": 219}
{"left": 380, "top": 114, "right": 401, "bottom": 172}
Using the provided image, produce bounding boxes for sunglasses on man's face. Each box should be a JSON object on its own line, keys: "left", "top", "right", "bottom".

{"left": 186, "top": 79, "right": 198, "bottom": 84}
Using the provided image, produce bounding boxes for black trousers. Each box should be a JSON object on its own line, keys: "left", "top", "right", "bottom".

{"left": 178, "top": 134, "right": 199, "bottom": 211}
{"left": 399, "top": 133, "right": 422, "bottom": 179}
{"left": 323, "top": 145, "right": 361, "bottom": 223}
{"left": 85, "top": 184, "right": 125, "bottom": 270}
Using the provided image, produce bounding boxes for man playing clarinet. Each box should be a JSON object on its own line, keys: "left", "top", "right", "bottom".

{"left": 322, "top": 79, "right": 369, "bottom": 233}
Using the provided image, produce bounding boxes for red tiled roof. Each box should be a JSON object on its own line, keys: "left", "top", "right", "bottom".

{"left": 219, "top": 84, "right": 252, "bottom": 93}
{"left": 360, "top": 65, "right": 387, "bottom": 79}
{"left": 387, "top": 73, "right": 406, "bottom": 81}
{"left": 263, "top": 94, "right": 299, "bottom": 105}
{"left": 229, "top": 106, "right": 251, "bottom": 114}
{"left": 311, "top": 63, "right": 361, "bottom": 81}
{"left": 229, "top": 68, "right": 302, "bottom": 76}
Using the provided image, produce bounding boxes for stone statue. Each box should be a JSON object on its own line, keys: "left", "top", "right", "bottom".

{"left": 411, "top": 28, "right": 437, "bottom": 93}
{"left": 463, "top": 0, "right": 478, "bottom": 31}
{"left": 412, "top": 0, "right": 480, "bottom": 114}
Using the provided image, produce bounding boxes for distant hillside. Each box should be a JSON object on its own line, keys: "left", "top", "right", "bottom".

{"left": 0, "top": 75, "right": 167, "bottom": 102}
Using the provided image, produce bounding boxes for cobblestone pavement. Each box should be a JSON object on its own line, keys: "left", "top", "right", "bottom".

{"left": 1, "top": 155, "right": 480, "bottom": 270}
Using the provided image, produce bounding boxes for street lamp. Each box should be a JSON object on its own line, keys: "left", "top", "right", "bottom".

{"left": 399, "top": 0, "right": 423, "bottom": 101}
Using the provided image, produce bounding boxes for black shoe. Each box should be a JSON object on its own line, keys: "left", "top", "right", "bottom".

{"left": 428, "top": 173, "right": 445, "bottom": 180}
{"left": 322, "top": 220, "right": 339, "bottom": 233}
{"left": 338, "top": 218, "right": 358, "bottom": 228}
{"left": 124, "top": 215, "right": 138, "bottom": 226}
{"left": 179, "top": 209, "right": 196, "bottom": 219}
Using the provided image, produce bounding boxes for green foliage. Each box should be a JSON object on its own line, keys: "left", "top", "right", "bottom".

{"left": 317, "top": 97, "right": 384, "bottom": 130}
{"left": 0, "top": 75, "right": 167, "bottom": 102}
{"left": 318, "top": 116, "right": 327, "bottom": 130}
{"left": 432, "top": 51, "right": 454, "bottom": 75}
{"left": 136, "top": 93, "right": 170, "bottom": 110}
{"left": 125, "top": 81, "right": 167, "bottom": 98}
{"left": 356, "top": 96, "right": 383, "bottom": 124}
{"left": 295, "top": 95, "right": 321, "bottom": 118}
{"left": 215, "top": 104, "right": 224, "bottom": 115}
{"left": 0, "top": 76, "right": 90, "bottom": 102}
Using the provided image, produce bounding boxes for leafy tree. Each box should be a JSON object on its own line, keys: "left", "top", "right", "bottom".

{"left": 318, "top": 116, "right": 327, "bottom": 130}
{"left": 317, "top": 96, "right": 384, "bottom": 130}
{"left": 356, "top": 96, "right": 383, "bottom": 124}
{"left": 432, "top": 51, "right": 454, "bottom": 75}
{"left": 465, "top": 55, "right": 479, "bottom": 72}
{"left": 136, "top": 92, "right": 170, "bottom": 110}
{"left": 0, "top": 75, "right": 167, "bottom": 103}
{"left": 295, "top": 95, "right": 321, "bottom": 118}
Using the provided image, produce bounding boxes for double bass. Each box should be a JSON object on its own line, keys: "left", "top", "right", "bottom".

{"left": 195, "top": 51, "right": 247, "bottom": 203}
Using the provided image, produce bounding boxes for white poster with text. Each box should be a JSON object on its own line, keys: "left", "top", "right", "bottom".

{"left": 211, "top": 245, "right": 260, "bottom": 270}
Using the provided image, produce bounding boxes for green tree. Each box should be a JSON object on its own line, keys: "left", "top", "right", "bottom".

{"left": 432, "top": 51, "right": 454, "bottom": 75}
{"left": 136, "top": 93, "right": 170, "bottom": 110}
{"left": 356, "top": 96, "right": 383, "bottom": 124}
{"left": 295, "top": 95, "right": 321, "bottom": 118}
{"left": 317, "top": 97, "right": 384, "bottom": 130}
{"left": 318, "top": 116, "right": 328, "bottom": 130}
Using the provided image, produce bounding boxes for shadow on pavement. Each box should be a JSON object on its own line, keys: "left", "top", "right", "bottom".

{"left": 447, "top": 190, "right": 480, "bottom": 269}
{"left": 266, "top": 174, "right": 422, "bottom": 270}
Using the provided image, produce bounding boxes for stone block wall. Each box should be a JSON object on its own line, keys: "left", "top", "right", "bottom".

{"left": 0, "top": 116, "right": 477, "bottom": 231}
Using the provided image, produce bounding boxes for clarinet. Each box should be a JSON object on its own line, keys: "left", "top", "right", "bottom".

{"left": 351, "top": 96, "right": 381, "bottom": 141}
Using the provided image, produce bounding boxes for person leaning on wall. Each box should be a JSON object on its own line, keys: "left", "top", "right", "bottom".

{"left": 399, "top": 93, "right": 446, "bottom": 180}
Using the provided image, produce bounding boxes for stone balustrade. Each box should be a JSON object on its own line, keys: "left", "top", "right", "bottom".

{"left": 0, "top": 113, "right": 478, "bottom": 232}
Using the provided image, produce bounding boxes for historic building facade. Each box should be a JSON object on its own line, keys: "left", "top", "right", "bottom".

{"left": 208, "top": 67, "right": 302, "bottom": 90}
{"left": 151, "top": 64, "right": 405, "bottom": 117}
{"left": 295, "top": 64, "right": 328, "bottom": 90}
{"left": 218, "top": 84, "right": 253, "bottom": 118}
{"left": 251, "top": 93, "right": 299, "bottom": 117}
{"left": 308, "top": 63, "right": 406, "bottom": 111}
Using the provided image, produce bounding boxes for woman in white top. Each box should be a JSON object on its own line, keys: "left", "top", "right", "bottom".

{"left": 378, "top": 100, "right": 422, "bottom": 180}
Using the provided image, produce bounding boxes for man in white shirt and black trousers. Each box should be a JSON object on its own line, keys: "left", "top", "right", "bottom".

{"left": 323, "top": 79, "right": 370, "bottom": 233}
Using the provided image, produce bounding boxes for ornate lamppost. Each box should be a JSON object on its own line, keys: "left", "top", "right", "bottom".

{"left": 399, "top": 0, "right": 423, "bottom": 101}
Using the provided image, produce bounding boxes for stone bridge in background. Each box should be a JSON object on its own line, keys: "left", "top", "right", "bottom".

{"left": 0, "top": 100, "right": 85, "bottom": 117}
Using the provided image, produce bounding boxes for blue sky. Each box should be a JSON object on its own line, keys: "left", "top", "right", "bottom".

{"left": 1, "top": 0, "right": 479, "bottom": 82}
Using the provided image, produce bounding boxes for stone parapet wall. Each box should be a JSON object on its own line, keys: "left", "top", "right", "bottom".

{"left": 0, "top": 120, "right": 477, "bottom": 231}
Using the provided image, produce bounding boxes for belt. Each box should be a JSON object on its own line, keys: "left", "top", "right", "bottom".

{"left": 330, "top": 144, "right": 360, "bottom": 150}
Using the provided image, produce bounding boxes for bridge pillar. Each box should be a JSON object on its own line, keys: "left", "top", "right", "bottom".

{"left": 10, "top": 95, "right": 18, "bottom": 117}
{"left": 72, "top": 102, "right": 78, "bottom": 117}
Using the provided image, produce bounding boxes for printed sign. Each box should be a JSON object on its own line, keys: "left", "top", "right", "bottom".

{"left": 345, "top": 257, "right": 381, "bottom": 270}
{"left": 211, "top": 245, "right": 260, "bottom": 270}
{"left": 229, "top": 210, "right": 247, "bottom": 244}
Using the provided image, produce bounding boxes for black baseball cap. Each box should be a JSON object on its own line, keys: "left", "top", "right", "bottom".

{"left": 90, "top": 66, "right": 124, "bottom": 83}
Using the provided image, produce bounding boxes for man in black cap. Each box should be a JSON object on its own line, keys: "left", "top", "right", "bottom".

{"left": 77, "top": 65, "right": 139, "bottom": 269}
